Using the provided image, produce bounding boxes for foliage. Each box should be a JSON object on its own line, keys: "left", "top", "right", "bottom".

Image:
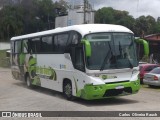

{"left": 0, "top": 6, "right": 24, "bottom": 41}
{"left": 95, "top": 7, "right": 160, "bottom": 37}
{"left": 0, "top": 0, "right": 66, "bottom": 41}
{"left": 134, "top": 15, "right": 156, "bottom": 37}
{"left": 0, "top": 50, "right": 10, "bottom": 68}
{"left": 0, "top": 2, "right": 160, "bottom": 42}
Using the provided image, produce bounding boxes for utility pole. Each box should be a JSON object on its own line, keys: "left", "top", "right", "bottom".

{"left": 83, "top": 0, "right": 87, "bottom": 24}
{"left": 48, "top": 13, "right": 50, "bottom": 29}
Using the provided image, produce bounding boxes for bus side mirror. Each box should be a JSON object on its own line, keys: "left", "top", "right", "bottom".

{"left": 81, "top": 39, "right": 91, "bottom": 57}
{"left": 135, "top": 39, "right": 149, "bottom": 57}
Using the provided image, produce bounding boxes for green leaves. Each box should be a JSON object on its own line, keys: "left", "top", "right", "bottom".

{"left": 0, "top": 6, "right": 24, "bottom": 41}
{"left": 95, "top": 7, "right": 158, "bottom": 37}
{"left": 0, "top": 0, "right": 67, "bottom": 41}
{"left": 0, "top": 3, "right": 159, "bottom": 42}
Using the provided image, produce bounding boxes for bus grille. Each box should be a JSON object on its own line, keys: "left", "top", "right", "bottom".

{"left": 105, "top": 80, "right": 129, "bottom": 84}
{"left": 103, "top": 87, "right": 132, "bottom": 97}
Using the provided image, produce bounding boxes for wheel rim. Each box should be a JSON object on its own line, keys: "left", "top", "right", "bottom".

{"left": 64, "top": 83, "right": 72, "bottom": 97}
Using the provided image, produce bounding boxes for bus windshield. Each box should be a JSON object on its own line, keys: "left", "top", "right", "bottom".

{"left": 85, "top": 32, "right": 138, "bottom": 70}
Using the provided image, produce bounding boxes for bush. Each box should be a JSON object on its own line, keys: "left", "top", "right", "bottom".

{"left": 0, "top": 50, "right": 10, "bottom": 68}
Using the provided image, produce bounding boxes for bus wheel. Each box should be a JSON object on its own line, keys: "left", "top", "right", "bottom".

{"left": 63, "top": 81, "right": 74, "bottom": 100}
{"left": 26, "top": 75, "right": 33, "bottom": 88}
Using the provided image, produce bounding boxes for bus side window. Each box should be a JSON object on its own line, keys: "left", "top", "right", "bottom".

{"left": 22, "top": 39, "right": 28, "bottom": 53}
{"left": 15, "top": 40, "right": 22, "bottom": 54}
{"left": 27, "top": 39, "right": 32, "bottom": 54}
{"left": 11, "top": 41, "right": 15, "bottom": 65}
{"left": 31, "top": 38, "right": 41, "bottom": 53}
{"left": 41, "top": 36, "right": 53, "bottom": 53}
{"left": 11, "top": 41, "right": 14, "bottom": 53}
{"left": 71, "top": 32, "right": 81, "bottom": 45}
{"left": 54, "top": 33, "right": 69, "bottom": 53}
{"left": 54, "top": 35, "right": 59, "bottom": 52}
{"left": 67, "top": 31, "right": 81, "bottom": 46}
{"left": 75, "top": 47, "right": 85, "bottom": 72}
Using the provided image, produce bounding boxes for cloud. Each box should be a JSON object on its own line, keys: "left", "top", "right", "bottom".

{"left": 90, "top": 0, "right": 160, "bottom": 19}
{"left": 54, "top": 0, "right": 160, "bottom": 19}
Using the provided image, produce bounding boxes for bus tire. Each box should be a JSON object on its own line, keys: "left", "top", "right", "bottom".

{"left": 26, "top": 75, "right": 33, "bottom": 88}
{"left": 63, "top": 80, "right": 75, "bottom": 100}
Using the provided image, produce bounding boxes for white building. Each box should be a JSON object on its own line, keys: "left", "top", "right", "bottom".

{"left": 0, "top": 42, "right": 10, "bottom": 50}
{"left": 55, "top": 5, "right": 95, "bottom": 28}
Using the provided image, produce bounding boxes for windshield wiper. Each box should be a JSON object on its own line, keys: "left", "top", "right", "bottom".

{"left": 100, "top": 42, "right": 112, "bottom": 71}
{"left": 100, "top": 50, "right": 111, "bottom": 71}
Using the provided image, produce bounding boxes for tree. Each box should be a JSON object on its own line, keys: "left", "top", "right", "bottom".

{"left": 155, "top": 19, "right": 160, "bottom": 33}
{"left": 95, "top": 7, "right": 115, "bottom": 24}
{"left": 0, "top": 6, "right": 24, "bottom": 41}
{"left": 134, "top": 15, "right": 156, "bottom": 37}
{"left": 36, "top": 0, "right": 56, "bottom": 30}
{"left": 1, "top": 4, "right": 159, "bottom": 42}
{"left": 95, "top": 7, "right": 158, "bottom": 37}
{"left": 114, "top": 10, "right": 135, "bottom": 30}
{"left": 95, "top": 7, "right": 135, "bottom": 31}
{"left": 0, "top": 0, "right": 68, "bottom": 41}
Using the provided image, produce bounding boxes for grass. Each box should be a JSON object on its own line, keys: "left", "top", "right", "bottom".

{"left": 0, "top": 50, "right": 10, "bottom": 68}
{"left": 0, "top": 50, "right": 6, "bottom": 57}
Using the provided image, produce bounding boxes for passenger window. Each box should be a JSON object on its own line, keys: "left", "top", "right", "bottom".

{"left": 58, "top": 34, "right": 68, "bottom": 47}
{"left": 41, "top": 36, "right": 53, "bottom": 52}
{"left": 145, "top": 66, "right": 153, "bottom": 71}
{"left": 54, "top": 35, "right": 59, "bottom": 52}
{"left": 71, "top": 32, "right": 81, "bottom": 44}
{"left": 151, "top": 66, "right": 158, "bottom": 70}
{"left": 54, "top": 33, "right": 69, "bottom": 52}
{"left": 74, "top": 47, "right": 85, "bottom": 72}
{"left": 22, "top": 39, "right": 28, "bottom": 53}
{"left": 11, "top": 41, "right": 14, "bottom": 53}
{"left": 15, "top": 41, "right": 21, "bottom": 53}
{"left": 31, "top": 38, "right": 41, "bottom": 53}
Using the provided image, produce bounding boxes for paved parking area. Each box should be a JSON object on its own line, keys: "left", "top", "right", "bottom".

{"left": 0, "top": 68, "right": 160, "bottom": 120}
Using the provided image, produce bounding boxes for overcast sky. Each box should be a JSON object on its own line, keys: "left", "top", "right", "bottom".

{"left": 63, "top": 0, "right": 160, "bottom": 19}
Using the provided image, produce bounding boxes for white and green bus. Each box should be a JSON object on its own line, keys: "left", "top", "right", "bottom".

{"left": 11, "top": 24, "right": 149, "bottom": 100}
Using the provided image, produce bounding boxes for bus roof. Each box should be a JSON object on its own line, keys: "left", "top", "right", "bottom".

{"left": 11, "top": 24, "right": 133, "bottom": 41}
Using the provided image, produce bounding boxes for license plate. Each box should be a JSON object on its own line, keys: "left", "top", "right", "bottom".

{"left": 115, "top": 86, "right": 124, "bottom": 89}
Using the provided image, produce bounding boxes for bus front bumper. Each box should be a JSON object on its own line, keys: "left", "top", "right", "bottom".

{"left": 76, "top": 79, "right": 140, "bottom": 100}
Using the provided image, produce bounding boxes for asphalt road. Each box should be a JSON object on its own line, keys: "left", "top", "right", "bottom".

{"left": 0, "top": 68, "right": 160, "bottom": 120}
